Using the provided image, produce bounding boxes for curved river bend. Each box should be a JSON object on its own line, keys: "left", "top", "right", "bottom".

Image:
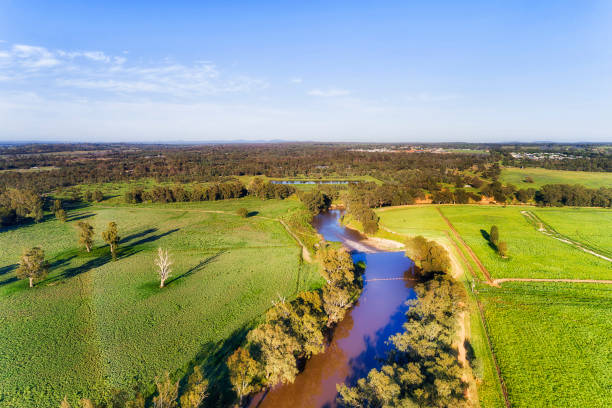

{"left": 250, "top": 210, "right": 416, "bottom": 408}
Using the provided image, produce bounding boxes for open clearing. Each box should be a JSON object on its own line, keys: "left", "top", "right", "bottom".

{"left": 0, "top": 198, "right": 320, "bottom": 407}
{"left": 533, "top": 207, "right": 612, "bottom": 259}
{"left": 500, "top": 167, "right": 612, "bottom": 189}
{"left": 477, "top": 282, "right": 612, "bottom": 407}
{"left": 440, "top": 205, "right": 612, "bottom": 280}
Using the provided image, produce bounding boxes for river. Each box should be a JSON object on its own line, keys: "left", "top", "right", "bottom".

{"left": 249, "top": 210, "right": 416, "bottom": 408}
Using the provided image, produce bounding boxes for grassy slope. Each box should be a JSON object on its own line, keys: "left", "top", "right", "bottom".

{"left": 500, "top": 167, "right": 612, "bottom": 189}
{"left": 440, "top": 205, "right": 612, "bottom": 280}
{"left": 0, "top": 198, "right": 321, "bottom": 407}
{"left": 478, "top": 282, "right": 612, "bottom": 408}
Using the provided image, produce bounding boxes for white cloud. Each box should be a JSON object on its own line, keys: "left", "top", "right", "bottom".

{"left": 11, "top": 44, "right": 61, "bottom": 68}
{"left": 0, "top": 42, "right": 268, "bottom": 98}
{"left": 290, "top": 77, "right": 303, "bottom": 84}
{"left": 307, "top": 87, "right": 350, "bottom": 97}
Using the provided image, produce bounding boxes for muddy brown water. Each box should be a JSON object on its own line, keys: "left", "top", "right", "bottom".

{"left": 249, "top": 210, "right": 416, "bottom": 408}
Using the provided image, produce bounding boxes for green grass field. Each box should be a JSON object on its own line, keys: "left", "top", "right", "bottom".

{"left": 440, "top": 205, "right": 612, "bottom": 280}
{"left": 478, "top": 282, "right": 612, "bottom": 407}
{"left": 0, "top": 198, "right": 321, "bottom": 407}
{"left": 376, "top": 206, "right": 449, "bottom": 240}
{"left": 534, "top": 207, "right": 612, "bottom": 258}
{"left": 500, "top": 167, "right": 612, "bottom": 189}
{"left": 377, "top": 205, "right": 612, "bottom": 280}
{"left": 376, "top": 204, "right": 612, "bottom": 407}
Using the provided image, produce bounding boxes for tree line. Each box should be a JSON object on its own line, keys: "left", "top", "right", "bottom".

{"left": 226, "top": 247, "right": 362, "bottom": 406}
{"left": 125, "top": 179, "right": 295, "bottom": 204}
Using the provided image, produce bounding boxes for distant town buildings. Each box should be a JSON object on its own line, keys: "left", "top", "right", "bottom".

{"left": 509, "top": 152, "right": 581, "bottom": 160}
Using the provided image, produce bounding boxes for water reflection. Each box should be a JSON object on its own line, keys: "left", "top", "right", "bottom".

{"left": 250, "top": 211, "right": 415, "bottom": 408}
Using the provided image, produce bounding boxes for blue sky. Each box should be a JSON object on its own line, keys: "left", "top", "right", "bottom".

{"left": 1, "top": 0, "right": 611, "bottom": 142}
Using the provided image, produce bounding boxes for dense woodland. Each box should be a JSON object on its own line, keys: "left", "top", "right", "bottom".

{"left": 1, "top": 143, "right": 611, "bottom": 228}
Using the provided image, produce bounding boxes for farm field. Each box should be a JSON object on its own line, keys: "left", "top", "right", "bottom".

{"left": 534, "top": 207, "right": 612, "bottom": 258}
{"left": 375, "top": 204, "right": 612, "bottom": 407}
{"left": 440, "top": 205, "right": 612, "bottom": 280}
{"left": 500, "top": 167, "right": 612, "bottom": 189}
{"left": 376, "top": 205, "right": 449, "bottom": 240}
{"left": 477, "top": 281, "right": 612, "bottom": 407}
{"left": 0, "top": 199, "right": 320, "bottom": 407}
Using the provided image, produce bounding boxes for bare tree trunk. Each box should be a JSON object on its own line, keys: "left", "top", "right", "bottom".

{"left": 86, "top": 245, "right": 91, "bottom": 253}
{"left": 155, "top": 247, "right": 172, "bottom": 289}
{"left": 29, "top": 277, "right": 33, "bottom": 288}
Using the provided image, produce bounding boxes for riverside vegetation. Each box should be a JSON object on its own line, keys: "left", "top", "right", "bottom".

{"left": 338, "top": 236, "right": 470, "bottom": 407}
{"left": 0, "top": 142, "right": 611, "bottom": 407}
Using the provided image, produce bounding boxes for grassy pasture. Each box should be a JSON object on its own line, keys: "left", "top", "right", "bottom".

{"left": 0, "top": 199, "right": 320, "bottom": 407}
{"left": 478, "top": 282, "right": 612, "bottom": 407}
{"left": 534, "top": 207, "right": 612, "bottom": 258}
{"left": 376, "top": 206, "right": 449, "bottom": 240}
{"left": 440, "top": 205, "right": 612, "bottom": 280}
{"left": 377, "top": 205, "right": 612, "bottom": 280}
{"left": 500, "top": 167, "right": 612, "bottom": 189}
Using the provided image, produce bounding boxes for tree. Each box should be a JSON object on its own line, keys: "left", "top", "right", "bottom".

{"left": 237, "top": 207, "right": 249, "bottom": 218}
{"left": 179, "top": 366, "right": 208, "bottom": 408}
{"left": 60, "top": 396, "right": 71, "bottom": 408}
{"left": 77, "top": 221, "right": 94, "bottom": 252}
{"left": 227, "top": 347, "right": 260, "bottom": 405}
{"left": 404, "top": 236, "right": 451, "bottom": 274}
{"left": 56, "top": 209, "right": 67, "bottom": 222}
{"left": 92, "top": 190, "right": 104, "bottom": 202}
{"left": 489, "top": 225, "right": 499, "bottom": 245}
{"left": 300, "top": 190, "right": 331, "bottom": 215}
{"left": 32, "top": 195, "right": 44, "bottom": 222}
{"left": 498, "top": 241, "right": 508, "bottom": 257}
{"left": 322, "top": 285, "right": 352, "bottom": 326}
{"left": 153, "top": 372, "right": 178, "bottom": 408}
{"left": 102, "top": 222, "right": 119, "bottom": 260}
{"left": 247, "top": 322, "right": 300, "bottom": 386}
{"left": 53, "top": 199, "right": 62, "bottom": 214}
{"left": 155, "top": 247, "right": 172, "bottom": 288}
{"left": 16, "top": 247, "right": 48, "bottom": 287}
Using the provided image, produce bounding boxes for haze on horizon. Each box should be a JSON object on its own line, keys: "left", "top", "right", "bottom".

{"left": 1, "top": 0, "right": 611, "bottom": 143}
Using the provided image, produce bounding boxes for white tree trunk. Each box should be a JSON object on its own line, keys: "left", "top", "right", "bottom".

{"left": 155, "top": 248, "right": 172, "bottom": 289}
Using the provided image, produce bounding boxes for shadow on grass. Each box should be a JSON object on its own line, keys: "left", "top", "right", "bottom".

{"left": 120, "top": 228, "right": 158, "bottom": 244}
{"left": 0, "top": 213, "right": 54, "bottom": 233}
{"left": 480, "top": 229, "right": 498, "bottom": 251}
{"left": 165, "top": 251, "right": 226, "bottom": 287}
{"left": 42, "top": 228, "right": 180, "bottom": 285}
{"left": 67, "top": 212, "right": 95, "bottom": 222}
{"left": 0, "top": 265, "right": 18, "bottom": 287}
{"left": 179, "top": 324, "right": 254, "bottom": 407}
{"left": 0, "top": 264, "right": 17, "bottom": 276}
{"left": 62, "top": 201, "right": 91, "bottom": 211}
{"left": 127, "top": 229, "right": 179, "bottom": 247}
{"left": 247, "top": 211, "right": 259, "bottom": 218}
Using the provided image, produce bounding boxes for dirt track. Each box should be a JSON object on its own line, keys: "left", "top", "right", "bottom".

{"left": 494, "top": 278, "right": 612, "bottom": 285}
{"left": 436, "top": 207, "right": 495, "bottom": 284}
{"left": 521, "top": 210, "right": 612, "bottom": 263}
